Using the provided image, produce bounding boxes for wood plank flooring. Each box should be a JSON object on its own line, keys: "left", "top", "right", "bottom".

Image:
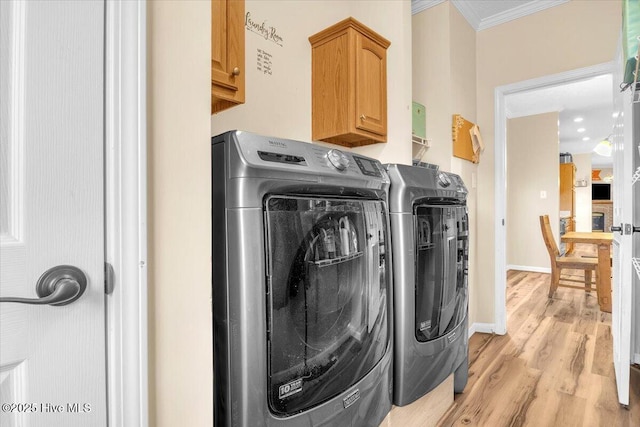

{"left": 439, "top": 263, "right": 640, "bottom": 427}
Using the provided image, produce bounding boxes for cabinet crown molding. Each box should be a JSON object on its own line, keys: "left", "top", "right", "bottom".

{"left": 308, "top": 17, "right": 390, "bottom": 48}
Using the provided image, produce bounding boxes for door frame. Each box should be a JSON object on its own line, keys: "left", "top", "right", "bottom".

{"left": 105, "top": 1, "right": 148, "bottom": 425}
{"left": 493, "top": 61, "right": 615, "bottom": 334}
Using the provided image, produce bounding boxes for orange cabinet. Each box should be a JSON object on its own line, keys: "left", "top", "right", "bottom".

{"left": 211, "top": 0, "right": 245, "bottom": 114}
{"left": 309, "top": 18, "right": 390, "bottom": 147}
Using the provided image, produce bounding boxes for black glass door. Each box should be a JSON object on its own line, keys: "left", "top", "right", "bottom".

{"left": 414, "top": 204, "right": 468, "bottom": 342}
{"left": 264, "top": 196, "right": 389, "bottom": 416}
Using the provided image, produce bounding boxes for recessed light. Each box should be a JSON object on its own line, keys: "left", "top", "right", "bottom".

{"left": 612, "top": 112, "right": 619, "bottom": 118}
{"left": 577, "top": 128, "right": 586, "bottom": 132}
{"left": 573, "top": 117, "right": 584, "bottom": 122}
{"left": 582, "top": 137, "right": 590, "bottom": 141}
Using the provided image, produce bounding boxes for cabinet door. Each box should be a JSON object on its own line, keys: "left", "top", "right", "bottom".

{"left": 211, "top": 0, "right": 244, "bottom": 111}
{"left": 559, "top": 163, "right": 574, "bottom": 212}
{"left": 355, "top": 34, "right": 386, "bottom": 137}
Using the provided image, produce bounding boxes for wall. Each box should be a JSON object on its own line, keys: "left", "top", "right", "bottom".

{"left": 147, "top": 1, "right": 212, "bottom": 426}
{"left": 506, "top": 113, "right": 559, "bottom": 270}
{"left": 475, "top": 0, "right": 621, "bottom": 324}
{"left": 211, "top": 0, "right": 413, "bottom": 164}
{"left": 573, "top": 153, "right": 592, "bottom": 232}
{"left": 412, "top": 2, "right": 479, "bottom": 326}
{"left": 148, "top": 1, "right": 412, "bottom": 425}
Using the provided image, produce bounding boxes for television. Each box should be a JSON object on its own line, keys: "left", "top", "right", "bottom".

{"left": 592, "top": 183, "right": 611, "bottom": 200}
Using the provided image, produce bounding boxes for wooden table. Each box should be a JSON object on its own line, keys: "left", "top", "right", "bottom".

{"left": 561, "top": 231, "right": 613, "bottom": 312}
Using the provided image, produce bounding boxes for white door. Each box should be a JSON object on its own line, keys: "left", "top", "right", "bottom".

{"left": 611, "top": 71, "right": 634, "bottom": 406}
{"left": 0, "top": 1, "right": 107, "bottom": 426}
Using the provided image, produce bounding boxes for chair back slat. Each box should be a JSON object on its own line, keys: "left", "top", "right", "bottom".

{"left": 539, "top": 215, "right": 560, "bottom": 258}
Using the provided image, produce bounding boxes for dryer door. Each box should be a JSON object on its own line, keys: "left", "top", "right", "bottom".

{"left": 264, "top": 196, "right": 390, "bottom": 416}
{"left": 414, "top": 204, "right": 468, "bottom": 342}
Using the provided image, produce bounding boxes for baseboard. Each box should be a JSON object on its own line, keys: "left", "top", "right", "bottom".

{"left": 506, "top": 264, "right": 551, "bottom": 274}
{"left": 468, "top": 322, "right": 496, "bottom": 337}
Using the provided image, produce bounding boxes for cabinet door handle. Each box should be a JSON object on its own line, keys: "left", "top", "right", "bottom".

{"left": 232, "top": 67, "right": 240, "bottom": 76}
{"left": 360, "top": 114, "right": 366, "bottom": 121}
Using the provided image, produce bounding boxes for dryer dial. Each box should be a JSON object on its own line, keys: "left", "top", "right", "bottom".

{"left": 327, "top": 149, "right": 350, "bottom": 171}
{"left": 437, "top": 172, "right": 451, "bottom": 187}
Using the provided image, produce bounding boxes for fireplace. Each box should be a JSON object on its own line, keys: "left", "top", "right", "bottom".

{"left": 592, "top": 202, "right": 613, "bottom": 233}
{"left": 592, "top": 212, "right": 605, "bottom": 232}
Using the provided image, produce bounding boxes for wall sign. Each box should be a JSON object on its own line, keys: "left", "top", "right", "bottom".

{"left": 245, "top": 11, "right": 284, "bottom": 47}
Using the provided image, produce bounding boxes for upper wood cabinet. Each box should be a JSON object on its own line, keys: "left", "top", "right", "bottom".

{"left": 309, "top": 18, "right": 390, "bottom": 147}
{"left": 211, "top": 0, "right": 245, "bottom": 114}
{"left": 560, "top": 163, "right": 576, "bottom": 213}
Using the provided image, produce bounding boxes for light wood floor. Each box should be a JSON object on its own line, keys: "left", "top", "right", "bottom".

{"left": 439, "top": 265, "right": 640, "bottom": 426}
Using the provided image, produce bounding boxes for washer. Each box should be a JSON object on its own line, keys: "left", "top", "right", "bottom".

{"left": 385, "top": 163, "right": 469, "bottom": 406}
{"left": 212, "top": 130, "right": 393, "bottom": 426}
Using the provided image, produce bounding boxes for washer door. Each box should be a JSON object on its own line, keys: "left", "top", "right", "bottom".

{"left": 414, "top": 204, "right": 468, "bottom": 342}
{"left": 264, "top": 196, "right": 390, "bottom": 416}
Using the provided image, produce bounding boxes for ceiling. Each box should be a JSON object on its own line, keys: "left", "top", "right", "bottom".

{"left": 506, "top": 74, "right": 616, "bottom": 167}
{"left": 412, "top": 0, "right": 615, "bottom": 167}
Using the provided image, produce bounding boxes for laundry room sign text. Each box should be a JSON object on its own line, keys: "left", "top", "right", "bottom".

{"left": 245, "top": 11, "right": 284, "bottom": 47}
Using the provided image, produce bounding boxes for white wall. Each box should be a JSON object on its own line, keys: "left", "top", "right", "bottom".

{"left": 148, "top": 1, "right": 212, "bottom": 426}
{"left": 412, "top": 2, "right": 479, "bottom": 327}
{"left": 211, "top": 0, "right": 413, "bottom": 164}
{"left": 573, "top": 153, "right": 592, "bottom": 232}
{"left": 506, "top": 113, "right": 559, "bottom": 270}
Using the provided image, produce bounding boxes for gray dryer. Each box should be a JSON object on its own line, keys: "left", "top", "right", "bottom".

{"left": 385, "top": 163, "right": 469, "bottom": 406}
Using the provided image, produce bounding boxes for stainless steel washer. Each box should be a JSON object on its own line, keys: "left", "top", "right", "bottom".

{"left": 212, "top": 130, "right": 393, "bottom": 426}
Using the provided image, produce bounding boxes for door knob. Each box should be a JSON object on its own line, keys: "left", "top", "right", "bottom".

{"left": 0, "top": 265, "right": 87, "bottom": 306}
{"left": 633, "top": 226, "right": 640, "bottom": 233}
{"left": 232, "top": 67, "right": 240, "bottom": 76}
{"left": 610, "top": 224, "right": 624, "bottom": 234}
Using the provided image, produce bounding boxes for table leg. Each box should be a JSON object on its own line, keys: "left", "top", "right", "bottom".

{"left": 597, "top": 243, "right": 612, "bottom": 313}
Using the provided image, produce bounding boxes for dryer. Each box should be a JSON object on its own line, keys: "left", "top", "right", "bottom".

{"left": 385, "top": 163, "right": 469, "bottom": 406}
{"left": 212, "top": 131, "right": 393, "bottom": 426}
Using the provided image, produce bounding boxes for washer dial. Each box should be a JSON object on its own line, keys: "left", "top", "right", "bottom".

{"left": 327, "top": 149, "right": 350, "bottom": 171}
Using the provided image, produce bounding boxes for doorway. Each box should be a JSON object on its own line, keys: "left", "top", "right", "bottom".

{"left": 493, "top": 62, "right": 615, "bottom": 334}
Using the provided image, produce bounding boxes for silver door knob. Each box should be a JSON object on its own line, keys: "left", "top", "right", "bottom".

{"left": 610, "top": 224, "right": 623, "bottom": 234}
{"left": 0, "top": 265, "right": 87, "bottom": 306}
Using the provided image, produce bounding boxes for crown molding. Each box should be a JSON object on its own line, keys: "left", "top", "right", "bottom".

{"left": 411, "top": 0, "right": 570, "bottom": 29}
{"left": 450, "top": 0, "right": 570, "bottom": 31}
{"left": 411, "top": 0, "right": 446, "bottom": 16}
{"left": 449, "top": 0, "right": 481, "bottom": 29}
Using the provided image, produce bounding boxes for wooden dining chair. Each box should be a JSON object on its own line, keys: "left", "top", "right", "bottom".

{"left": 539, "top": 215, "right": 599, "bottom": 297}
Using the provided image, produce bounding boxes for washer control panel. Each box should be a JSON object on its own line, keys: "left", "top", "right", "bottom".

{"left": 230, "top": 131, "right": 387, "bottom": 181}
